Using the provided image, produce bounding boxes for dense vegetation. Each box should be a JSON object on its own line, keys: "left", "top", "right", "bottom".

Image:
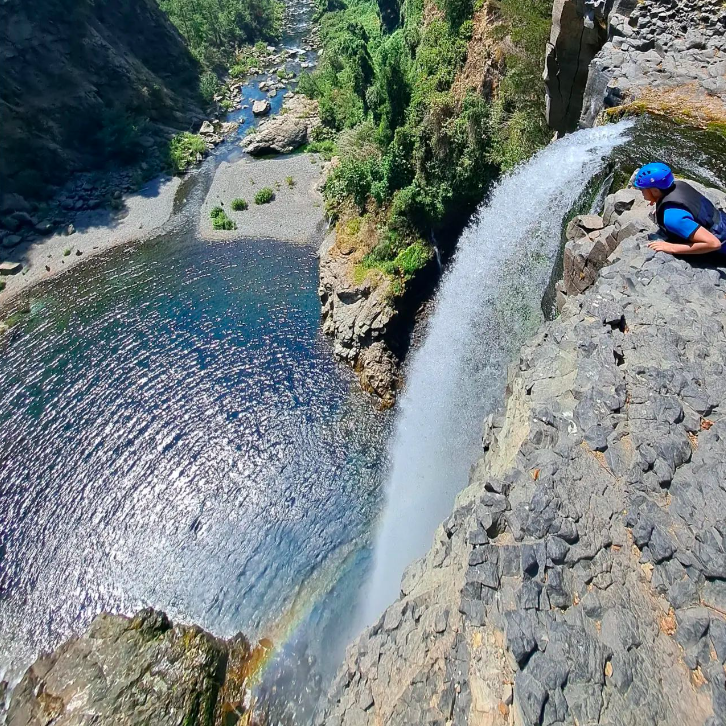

{"left": 300, "top": 0, "right": 552, "bottom": 285}
{"left": 158, "top": 0, "right": 283, "bottom": 70}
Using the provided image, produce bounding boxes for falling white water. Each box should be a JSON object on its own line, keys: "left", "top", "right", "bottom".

{"left": 361, "top": 122, "right": 633, "bottom": 624}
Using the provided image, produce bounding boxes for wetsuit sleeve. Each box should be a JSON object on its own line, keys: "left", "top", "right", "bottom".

{"left": 662, "top": 208, "right": 700, "bottom": 240}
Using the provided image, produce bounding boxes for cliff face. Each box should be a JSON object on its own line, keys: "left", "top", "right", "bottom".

{"left": 320, "top": 182, "right": 726, "bottom": 726}
{"left": 545, "top": 0, "right": 726, "bottom": 131}
{"left": 5, "top": 609, "right": 255, "bottom": 726}
{"left": 0, "top": 0, "right": 203, "bottom": 199}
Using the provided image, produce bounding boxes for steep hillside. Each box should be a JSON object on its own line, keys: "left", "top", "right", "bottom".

{"left": 0, "top": 0, "right": 204, "bottom": 200}
{"left": 309, "top": 0, "right": 553, "bottom": 403}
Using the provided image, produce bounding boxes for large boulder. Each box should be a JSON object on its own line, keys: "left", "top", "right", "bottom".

{"left": 318, "top": 231, "right": 399, "bottom": 403}
{"left": 252, "top": 99, "right": 271, "bottom": 116}
{"left": 6, "top": 609, "right": 254, "bottom": 726}
{"left": 243, "top": 96, "right": 320, "bottom": 155}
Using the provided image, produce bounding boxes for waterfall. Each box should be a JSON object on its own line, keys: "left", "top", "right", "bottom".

{"left": 361, "top": 122, "right": 633, "bottom": 624}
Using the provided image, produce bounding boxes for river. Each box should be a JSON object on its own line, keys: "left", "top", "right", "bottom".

{"left": 0, "top": 1, "right": 390, "bottom": 722}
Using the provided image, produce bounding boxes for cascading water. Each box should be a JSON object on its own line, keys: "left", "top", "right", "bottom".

{"left": 361, "top": 122, "right": 634, "bottom": 623}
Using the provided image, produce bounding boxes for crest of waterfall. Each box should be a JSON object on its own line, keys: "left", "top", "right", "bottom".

{"left": 361, "top": 122, "right": 634, "bottom": 624}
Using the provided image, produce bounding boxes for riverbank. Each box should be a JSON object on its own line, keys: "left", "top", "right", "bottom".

{"left": 0, "top": 176, "right": 181, "bottom": 313}
{"left": 200, "top": 152, "right": 326, "bottom": 244}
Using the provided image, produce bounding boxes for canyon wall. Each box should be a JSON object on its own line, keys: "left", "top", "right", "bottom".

{"left": 545, "top": 0, "right": 726, "bottom": 131}
{"left": 0, "top": 0, "right": 203, "bottom": 199}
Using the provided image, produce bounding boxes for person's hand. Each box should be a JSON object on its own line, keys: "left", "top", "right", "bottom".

{"left": 648, "top": 240, "right": 674, "bottom": 254}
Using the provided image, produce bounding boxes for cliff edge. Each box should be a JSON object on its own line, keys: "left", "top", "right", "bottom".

{"left": 545, "top": 0, "right": 726, "bottom": 132}
{"left": 320, "top": 183, "right": 726, "bottom": 725}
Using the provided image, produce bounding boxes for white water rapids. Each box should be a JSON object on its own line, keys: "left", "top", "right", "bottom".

{"left": 361, "top": 122, "right": 634, "bottom": 623}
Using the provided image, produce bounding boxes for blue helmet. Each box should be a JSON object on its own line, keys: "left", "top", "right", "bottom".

{"left": 633, "top": 162, "right": 675, "bottom": 190}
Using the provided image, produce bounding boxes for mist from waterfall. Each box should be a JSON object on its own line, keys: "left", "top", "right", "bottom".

{"left": 361, "top": 122, "right": 634, "bottom": 624}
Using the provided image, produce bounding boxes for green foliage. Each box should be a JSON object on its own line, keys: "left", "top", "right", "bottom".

{"left": 92, "top": 110, "right": 146, "bottom": 164}
{"left": 363, "top": 234, "right": 433, "bottom": 279}
{"left": 306, "top": 139, "right": 337, "bottom": 159}
{"left": 488, "top": 0, "right": 552, "bottom": 169}
{"left": 63, "top": 248, "right": 71, "bottom": 256}
{"left": 308, "top": 0, "right": 551, "bottom": 285}
{"left": 299, "top": 1, "right": 380, "bottom": 129}
{"left": 199, "top": 71, "right": 220, "bottom": 102}
{"left": 159, "top": 0, "right": 282, "bottom": 69}
{"left": 210, "top": 206, "right": 236, "bottom": 229}
{"left": 168, "top": 132, "right": 207, "bottom": 172}
{"left": 286, "top": 176, "right": 295, "bottom": 187}
{"left": 254, "top": 187, "right": 275, "bottom": 204}
{"left": 231, "top": 198, "right": 249, "bottom": 210}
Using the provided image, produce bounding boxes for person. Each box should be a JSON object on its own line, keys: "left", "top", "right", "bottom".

{"left": 632, "top": 162, "right": 726, "bottom": 256}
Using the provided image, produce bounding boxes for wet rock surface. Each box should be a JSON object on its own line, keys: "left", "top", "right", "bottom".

{"left": 320, "top": 187, "right": 726, "bottom": 725}
{"left": 546, "top": 0, "right": 726, "bottom": 131}
{"left": 5, "top": 608, "right": 253, "bottom": 726}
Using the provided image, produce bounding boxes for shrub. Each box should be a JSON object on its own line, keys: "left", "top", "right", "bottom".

{"left": 168, "top": 133, "right": 207, "bottom": 173}
{"left": 286, "top": 176, "right": 295, "bottom": 187}
{"left": 210, "top": 206, "right": 236, "bottom": 229}
{"left": 231, "top": 198, "right": 249, "bottom": 210}
{"left": 306, "top": 139, "right": 336, "bottom": 159}
{"left": 254, "top": 187, "right": 275, "bottom": 204}
{"left": 199, "top": 71, "right": 220, "bottom": 103}
{"left": 63, "top": 248, "right": 71, "bottom": 256}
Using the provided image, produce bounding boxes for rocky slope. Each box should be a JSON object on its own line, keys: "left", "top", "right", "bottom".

{"left": 545, "top": 0, "right": 726, "bottom": 132}
{"left": 319, "top": 181, "right": 726, "bottom": 725}
{"left": 318, "top": 233, "right": 401, "bottom": 407}
{"left": 4, "top": 609, "right": 258, "bottom": 726}
{"left": 0, "top": 0, "right": 203, "bottom": 200}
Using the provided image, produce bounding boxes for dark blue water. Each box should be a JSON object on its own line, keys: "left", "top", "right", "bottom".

{"left": 0, "top": 232, "right": 389, "bottom": 714}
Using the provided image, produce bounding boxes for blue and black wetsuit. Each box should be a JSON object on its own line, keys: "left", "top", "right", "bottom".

{"left": 656, "top": 181, "right": 726, "bottom": 253}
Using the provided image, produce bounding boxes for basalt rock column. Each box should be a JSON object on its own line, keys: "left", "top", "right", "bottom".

{"left": 544, "top": 0, "right": 608, "bottom": 133}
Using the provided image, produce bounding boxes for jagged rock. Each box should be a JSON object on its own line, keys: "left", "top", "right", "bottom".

{"left": 199, "top": 120, "right": 215, "bottom": 135}
{"left": 560, "top": 180, "right": 726, "bottom": 303}
{"left": 0, "top": 193, "right": 30, "bottom": 213}
{"left": 320, "top": 180, "right": 726, "bottom": 726}
{"left": 7, "top": 609, "right": 252, "bottom": 726}
{"left": 572, "top": 0, "right": 726, "bottom": 127}
{"left": 544, "top": 0, "right": 613, "bottom": 133}
{"left": 357, "top": 342, "right": 398, "bottom": 407}
{"left": 318, "top": 232, "right": 398, "bottom": 403}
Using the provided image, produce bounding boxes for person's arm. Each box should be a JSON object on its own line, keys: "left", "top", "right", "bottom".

{"left": 648, "top": 226, "right": 722, "bottom": 255}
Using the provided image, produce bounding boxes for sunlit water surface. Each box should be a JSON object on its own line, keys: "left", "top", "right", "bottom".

{"left": 0, "top": 234, "right": 389, "bottom": 721}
